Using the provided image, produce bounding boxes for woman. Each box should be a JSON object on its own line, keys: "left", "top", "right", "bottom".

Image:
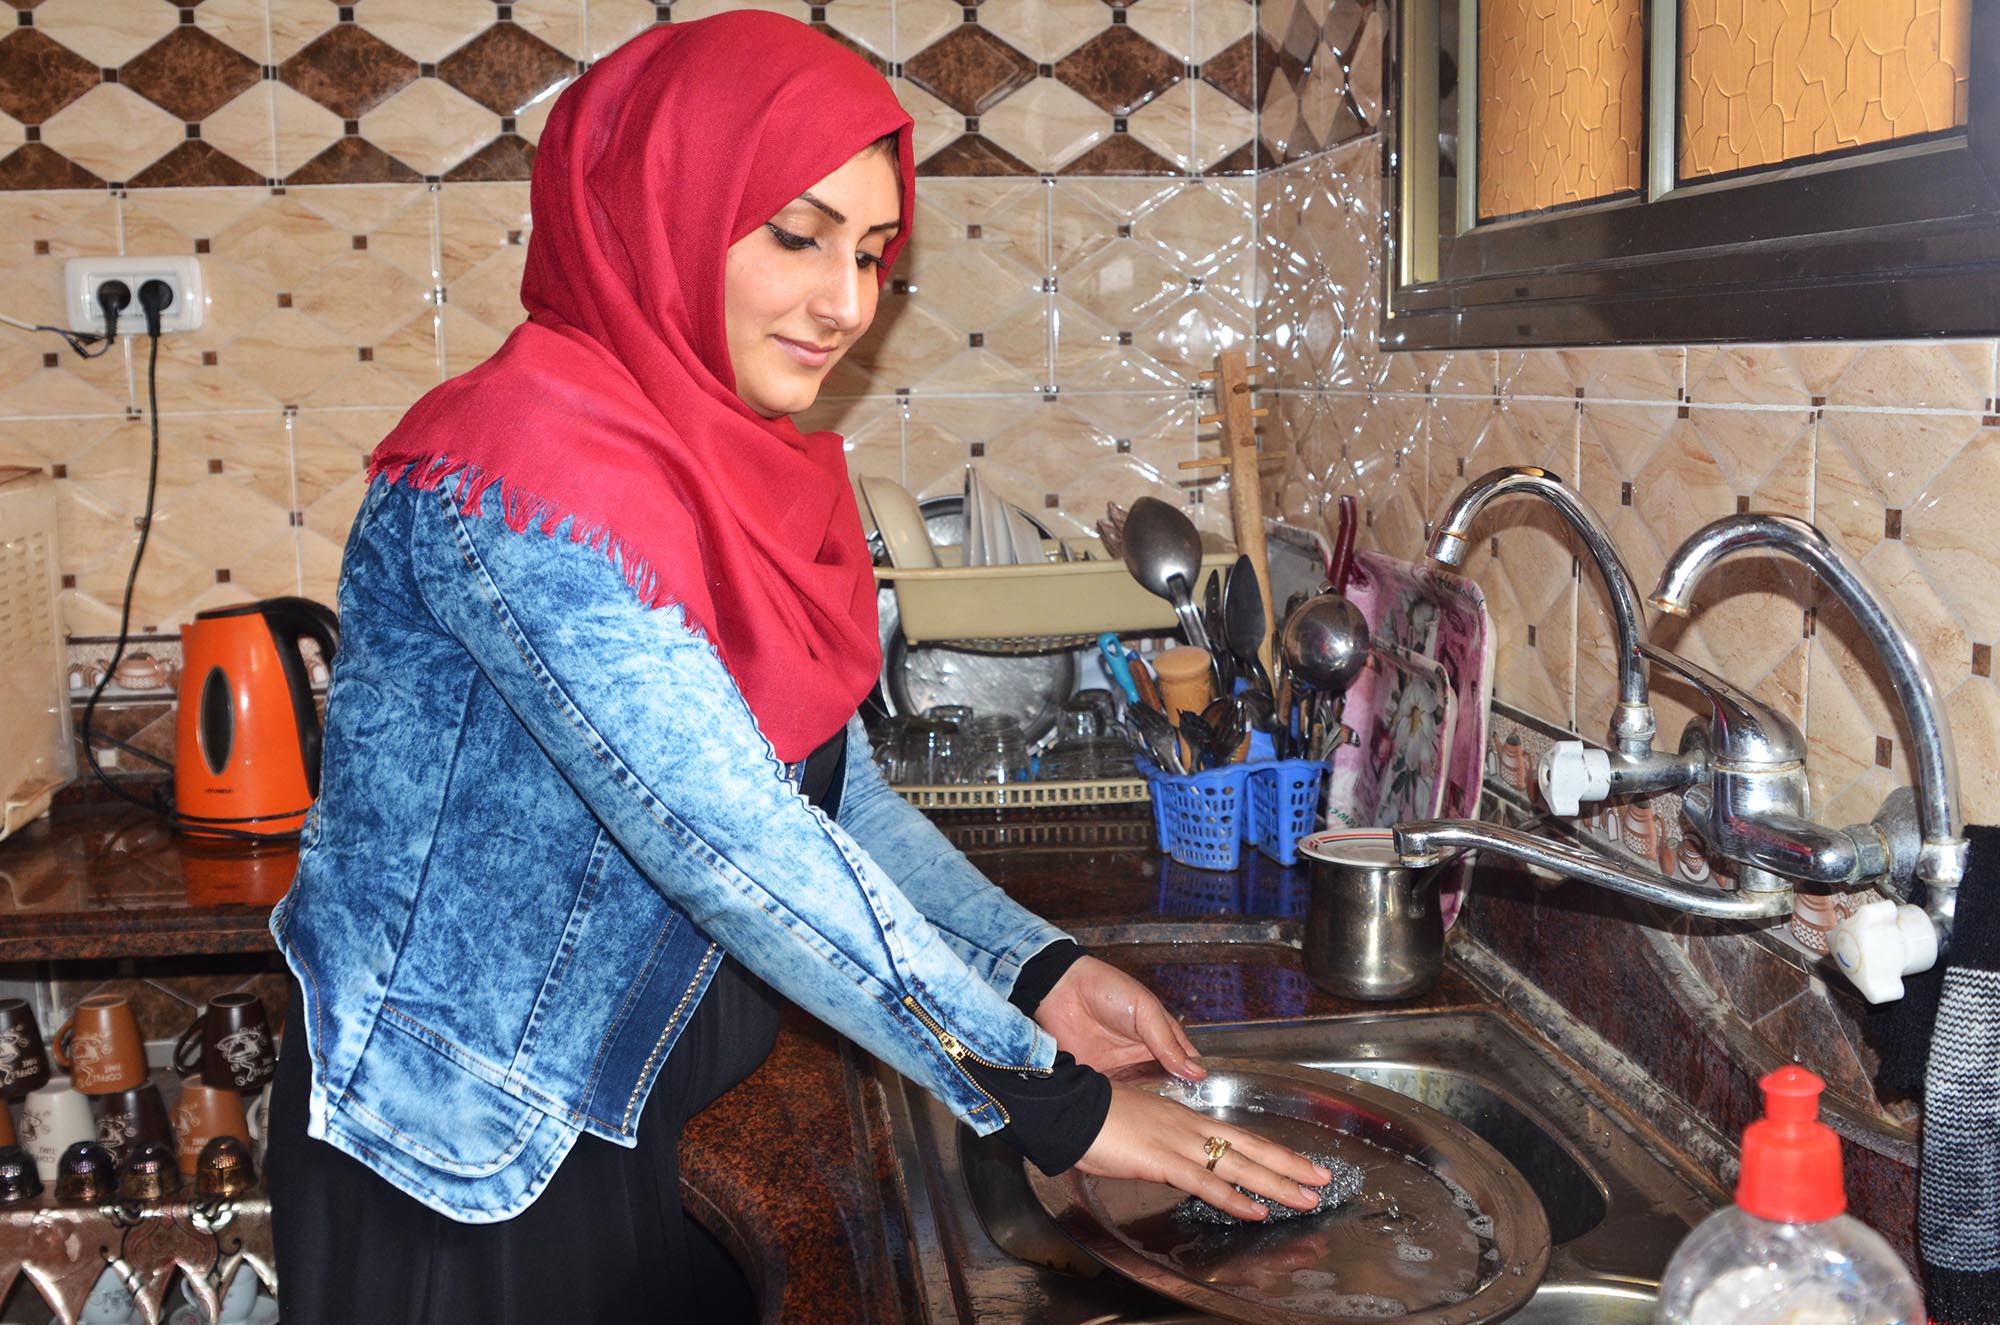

{"left": 265, "top": 14, "right": 1330, "bottom": 1321}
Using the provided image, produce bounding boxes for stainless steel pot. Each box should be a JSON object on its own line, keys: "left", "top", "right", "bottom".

{"left": 1299, "top": 829, "right": 1446, "bottom": 1000}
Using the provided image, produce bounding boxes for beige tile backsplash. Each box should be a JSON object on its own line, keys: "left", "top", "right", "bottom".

{"left": 3, "top": 5, "right": 1993, "bottom": 836}
{"left": 1257, "top": 132, "right": 2000, "bottom": 826}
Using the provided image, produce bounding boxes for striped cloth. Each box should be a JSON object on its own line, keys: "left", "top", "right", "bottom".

{"left": 1921, "top": 824, "right": 2000, "bottom": 1325}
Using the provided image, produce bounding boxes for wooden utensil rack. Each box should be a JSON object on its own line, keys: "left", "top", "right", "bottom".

{"left": 1180, "top": 350, "right": 1285, "bottom": 680}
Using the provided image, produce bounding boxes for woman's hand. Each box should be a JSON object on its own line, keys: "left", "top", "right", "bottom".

{"left": 1032, "top": 955, "right": 1205, "bottom": 1081}
{"left": 1074, "top": 1085, "right": 1332, "bottom": 1222}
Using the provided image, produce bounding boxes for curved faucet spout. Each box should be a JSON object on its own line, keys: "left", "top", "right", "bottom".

{"left": 1652, "top": 513, "right": 1966, "bottom": 901}
{"left": 1394, "top": 820, "right": 1794, "bottom": 920}
{"left": 1430, "top": 466, "right": 1656, "bottom": 755}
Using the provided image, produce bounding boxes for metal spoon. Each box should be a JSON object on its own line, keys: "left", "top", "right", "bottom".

{"left": 1280, "top": 593, "right": 1370, "bottom": 695}
{"left": 1127, "top": 705, "right": 1184, "bottom": 775}
{"left": 1280, "top": 593, "right": 1370, "bottom": 754}
{"left": 1121, "top": 497, "right": 1210, "bottom": 653}
{"left": 1223, "top": 553, "right": 1275, "bottom": 696}
{"left": 1177, "top": 709, "right": 1216, "bottom": 771}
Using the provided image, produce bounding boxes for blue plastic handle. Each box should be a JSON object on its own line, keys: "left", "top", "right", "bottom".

{"left": 1097, "top": 632, "right": 1140, "bottom": 705}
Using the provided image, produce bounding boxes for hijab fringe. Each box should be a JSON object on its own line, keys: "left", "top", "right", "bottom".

{"left": 374, "top": 454, "right": 677, "bottom": 618}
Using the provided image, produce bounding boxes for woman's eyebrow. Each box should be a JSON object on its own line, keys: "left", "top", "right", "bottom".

{"left": 797, "top": 191, "right": 900, "bottom": 234}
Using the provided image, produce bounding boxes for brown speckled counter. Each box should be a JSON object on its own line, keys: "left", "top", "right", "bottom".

{"left": 0, "top": 805, "right": 293, "bottom": 960}
{"left": 1, "top": 803, "right": 1492, "bottom": 1324}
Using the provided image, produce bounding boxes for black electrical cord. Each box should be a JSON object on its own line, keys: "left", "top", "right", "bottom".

{"left": 0, "top": 278, "right": 123, "bottom": 358}
{"left": 77, "top": 280, "right": 299, "bottom": 844}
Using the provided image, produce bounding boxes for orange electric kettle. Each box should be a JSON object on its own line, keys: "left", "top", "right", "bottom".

{"left": 174, "top": 597, "right": 339, "bottom": 839}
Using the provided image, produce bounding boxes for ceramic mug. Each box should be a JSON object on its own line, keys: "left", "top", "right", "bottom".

{"left": 174, "top": 993, "right": 276, "bottom": 1093}
{"left": 19, "top": 1076, "right": 94, "bottom": 1182}
{"left": 92, "top": 1081, "right": 172, "bottom": 1165}
{"left": 172, "top": 1075, "right": 251, "bottom": 1176}
{"left": 0, "top": 998, "right": 52, "bottom": 1099}
{"left": 54, "top": 995, "right": 148, "bottom": 1095}
{"left": 80, "top": 1266, "right": 139, "bottom": 1325}
{"left": 180, "top": 1266, "right": 261, "bottom": 1325}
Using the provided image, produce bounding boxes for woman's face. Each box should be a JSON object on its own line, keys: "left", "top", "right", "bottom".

{"left": 723, "top": 145, "right": 901, "bottom": 419}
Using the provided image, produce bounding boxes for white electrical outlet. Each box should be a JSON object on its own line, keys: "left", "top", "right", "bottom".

{"left": 63, "top": 255, "right": 205, "bottom": 336}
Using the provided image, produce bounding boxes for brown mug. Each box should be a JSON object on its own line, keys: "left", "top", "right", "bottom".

{"left": 54, "top": 996, "right": 148, "bottom": 1096}
{"left": 0, "top": 1102, "right": 14, "bottom": 1148}
{"left": 92, "top": 1082, "right": 172, "bottom": 1165}
{"left": 170, "top": 1075, "right": 251, "bottom": 1177}
{"left": 0, "top": 999, "right": 52, "bottom": 1099}
{"left": 174, "top": 993, "right": 276, "bottom": 1093}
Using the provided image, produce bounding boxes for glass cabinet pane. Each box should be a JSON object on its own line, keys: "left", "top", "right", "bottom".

{"left": 1680, "top": 0, "right": 1972, "bottom": 182}
{"left": 1475, "top": 0, "right": 1645, "bottom": 221}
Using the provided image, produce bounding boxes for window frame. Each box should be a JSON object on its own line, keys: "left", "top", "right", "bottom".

{"left": 1387, "top": 0, "right": 2000, "bottom": 350}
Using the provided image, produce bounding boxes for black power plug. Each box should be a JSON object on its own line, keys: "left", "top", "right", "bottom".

{"left": 94, "top": 279, "right": 131, "bottom": 344}
{"left": 137, "top": 279, "right": 173, "bottom": 339}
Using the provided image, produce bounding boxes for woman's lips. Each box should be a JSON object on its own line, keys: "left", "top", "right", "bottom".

{"left": 774, "top": 335, "right": 836, "bottom": 369}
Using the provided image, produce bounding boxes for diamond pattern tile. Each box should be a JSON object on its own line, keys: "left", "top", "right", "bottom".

{"left": 190, "top": 0, "right": 270, "bottom": 63}
{"left": 361, "top": 79, "right": 501, "bottom": 177}
{"left": 0, "top": 28, "right": 99, "bottom": 124}
{"left": 979, "top": 0, "right": 1106, "bottom": 63}
{"left": 980, "top": 77, "right": 1104, "bottom": 172}
{"left": 0, "top": 0, "right": 1229, "bottom": 190}
{"left": 39, "top": 84, "right": 184, "bottom": 184}
{"left": 270, "top": 81, "right": 346, "bottom": 177}
{"left": 901, "top": 25, "right": 1036, "bottom": 116}
{"left": 121, "top": 26, "right": 262, "bottom": 123}
{"left": 1055, "top": 26, "right": 1181, "bottom": 115}
{"left": 437, "top": 23, "right": 578, "bottom": 116}
{"left": 816, "top": 0, "right": 894, "bottom": 63}
{"left": 361, "top": 0, "right": 505, "bottom": 66}
{"left": 30, "top": 0, "right": 177, "bottom": 67}
{"left": 281, "top": 24, "right": 422, "bottom": 121}
{"left": 197, "top": 84, "right": 279, "bottom": 180}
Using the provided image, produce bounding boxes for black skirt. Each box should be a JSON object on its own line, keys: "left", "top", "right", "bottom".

{"left": 266, "top": 958, "right": 783, "bottom": 1324}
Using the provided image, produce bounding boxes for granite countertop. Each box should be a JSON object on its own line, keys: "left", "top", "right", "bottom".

{"left": 0, "top": 803, "right": 1494, "bottom": 1323}
{"left": 0, "top": 804, "right": 294, "bottom": 960}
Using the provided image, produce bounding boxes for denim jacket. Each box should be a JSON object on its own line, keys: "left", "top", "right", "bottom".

{"left": 271, "top": 476, "right": 1073, "bottom": 1222}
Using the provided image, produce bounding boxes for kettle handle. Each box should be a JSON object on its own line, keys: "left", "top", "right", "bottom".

{"left": 258, "top": 597, "right": 340, "bottom": 798}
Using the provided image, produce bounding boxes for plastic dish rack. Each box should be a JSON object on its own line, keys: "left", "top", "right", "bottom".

{"left": 893, "top": 778, "right": 1151, "bottom": 810}
{"left": 1139, "top": 757, "right": 1327, "bottom": 870}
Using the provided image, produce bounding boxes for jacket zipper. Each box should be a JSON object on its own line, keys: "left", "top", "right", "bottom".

{"left": 901, "top": 994, "right": 1051, "bottom": 1127}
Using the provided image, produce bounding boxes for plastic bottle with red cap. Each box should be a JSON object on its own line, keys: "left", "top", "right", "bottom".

{"left": 1653, "top": 1065, "right": 1923, "bottom": 1324}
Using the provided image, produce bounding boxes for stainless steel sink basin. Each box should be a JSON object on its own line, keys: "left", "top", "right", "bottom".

{"left": 876, "top": 1008, "right": 1721, "bottom": 1324}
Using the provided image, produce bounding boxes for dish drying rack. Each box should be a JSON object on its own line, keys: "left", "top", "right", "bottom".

{"left": 891, "top": 777, "right": 1152, "bottom": 810}
{"left": 873, "top": 546, "right": 1235, "bottom": 653}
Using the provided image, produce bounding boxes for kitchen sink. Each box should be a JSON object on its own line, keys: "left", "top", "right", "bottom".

{"left": 876, "top": 1008, "right": 1720, "bottom": 1324}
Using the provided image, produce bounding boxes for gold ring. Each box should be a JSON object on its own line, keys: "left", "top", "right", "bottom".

{"left": 1203, "top": 1135, "right": 1231, "bottom": 1171}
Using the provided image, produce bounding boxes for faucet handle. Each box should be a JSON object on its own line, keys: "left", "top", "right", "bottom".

{"left": 1636, "top": 642, "right": 1804, "bottom": 763}
{"left": 1537, "top": 742, "right": 1613, "bottom": 816}
{"left": 1831, "top": 898, "right": 1940, "bottom": 1003}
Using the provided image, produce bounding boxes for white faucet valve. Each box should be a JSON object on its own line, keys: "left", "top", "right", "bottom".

{"left": 1831, "top": 899, "right": 1940, "bottom": 1004}
{"left": 1537, "top": 741, "right": 1614, "bottom": 817}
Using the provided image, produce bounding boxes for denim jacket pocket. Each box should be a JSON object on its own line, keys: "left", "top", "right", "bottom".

{"left": 341, "top": 1009, "right": 545, "bottom": 1179}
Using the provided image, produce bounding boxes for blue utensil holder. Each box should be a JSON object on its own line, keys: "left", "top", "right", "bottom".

{"left": 1245, "top": 758, "right": 1328, "bottom": 866}
{"left": 1140, "top": 760, "right": 1250, "bottom": 870}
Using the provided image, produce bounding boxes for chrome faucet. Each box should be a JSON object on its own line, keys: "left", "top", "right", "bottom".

{"left": 1429, "top": 467, "right": 1702, "bottom": 798}
{"left": 1653, "top": 513, "right": 1968, "bottom": 936}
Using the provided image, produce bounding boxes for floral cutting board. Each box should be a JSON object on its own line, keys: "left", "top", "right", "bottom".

{"left": 1325, "top": 550, "right": 1494, "bottom": 929}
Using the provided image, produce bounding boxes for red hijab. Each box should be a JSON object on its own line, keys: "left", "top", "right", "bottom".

{"left": 370, "top": 14, "right": 913, "bottom": 762}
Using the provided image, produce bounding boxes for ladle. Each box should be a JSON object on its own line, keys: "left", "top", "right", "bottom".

{"left": 1280, "top": 593, "right": 1370, "bottom": 754}
{"left": 1121, "top": 497, "right": 1211, "bottom": 653}
{"left": 1280, "top": 593, "right": 1370, "bottom": 695}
